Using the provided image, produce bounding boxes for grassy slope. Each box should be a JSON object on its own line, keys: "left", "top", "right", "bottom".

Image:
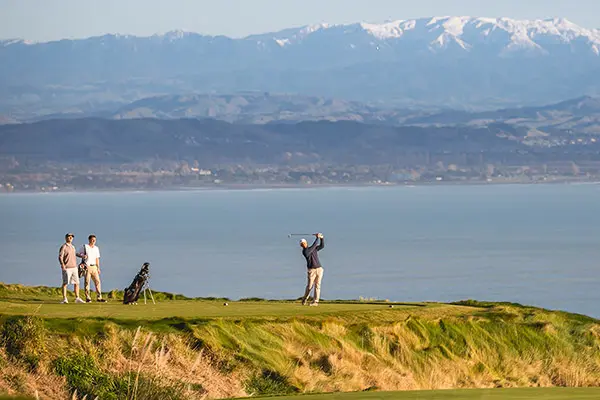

{"left": 0, "top": 283, "right": 599, "bottom": 400}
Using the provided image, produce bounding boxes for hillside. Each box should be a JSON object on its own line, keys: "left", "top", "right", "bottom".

{"left": 4, "top": 116, "right": 600, "bottom": 191}
{"left": 0, "top": 283, "right": 599, "bottom": 399}
{"left": 2, "top": 17, "right": 600, "bottom": 117}
{"left": 3, "top": 116, "right": 600, "bottom": 165}
{"left": 407, "top": 96, "right": 600, "bottom": 135}
{"left": 20, "top": 93, "right": 599, "bottom": 137}
{"left": 0, "top": 118, "right": 528, "bottom": 165}
{"left": 105, "top": 93, "right": 425, "bottom": 125}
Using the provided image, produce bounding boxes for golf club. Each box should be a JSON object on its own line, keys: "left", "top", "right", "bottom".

{"left": 288, "top": 233, "right": 317, "bottom": 238}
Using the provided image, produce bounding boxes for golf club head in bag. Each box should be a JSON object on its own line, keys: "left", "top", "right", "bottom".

{"left": 123, "top": 262, "right": 150, "bottom": 304}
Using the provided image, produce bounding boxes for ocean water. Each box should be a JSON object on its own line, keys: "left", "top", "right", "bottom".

{"left": 0, "top": 184, "right": 599, "bottom": 318}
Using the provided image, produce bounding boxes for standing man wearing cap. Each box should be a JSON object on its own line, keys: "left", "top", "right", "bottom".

{"left": 58, "top": 233, "right": 85, "bottom": 304}
{"left": 299, "top": 233, "right": 325, "bottom": 306}
{"left": 78, "top": 234, "right": 106, "bottom": 302}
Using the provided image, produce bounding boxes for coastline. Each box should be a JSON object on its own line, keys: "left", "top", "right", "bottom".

{"left": 2, "top": 177, "right": 600, "bottom": 194}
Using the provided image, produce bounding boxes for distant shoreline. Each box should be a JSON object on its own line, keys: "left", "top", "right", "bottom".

{"left": 2, "top": 178, "right": 600, "bottom": 194}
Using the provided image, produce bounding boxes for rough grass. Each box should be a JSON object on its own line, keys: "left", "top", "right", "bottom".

{"left": 0, "top": 316, "right": 45, "bottom": 371}
{"left": 0, "top": 283, "right": 599, "bottom": 400}
{"left": 3, "top": 388, "right": 600, "bottom": 400}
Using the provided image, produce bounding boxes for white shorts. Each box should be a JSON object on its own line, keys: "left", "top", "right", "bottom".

{"left": 62, "top": 267, "right": 79, "bottom": 285}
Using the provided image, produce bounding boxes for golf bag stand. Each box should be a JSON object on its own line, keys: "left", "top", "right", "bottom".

{"left": 123, "top": 262, "right": 155, "bottom": 305}
{"left": 143, "top": 285, "right": 155, "bottom": 305}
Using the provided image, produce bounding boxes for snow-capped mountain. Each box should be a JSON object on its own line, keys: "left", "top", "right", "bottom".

{"left": 251, "top": 17, "right": 600, "bottom": 56}
{"left": 1, "top": 17, "right": 600, "bottom": 111}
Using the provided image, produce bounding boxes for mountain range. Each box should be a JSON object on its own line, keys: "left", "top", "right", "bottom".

{"left": 0, "top": 118, "right": 550, "bottom": 166}
{"left": 10, "top": 91, "right": 600, "bottom": 138}
{"left": 3, "top": 115, "right": 600, "bottom": 171}
{"left": 2, "top": 16, "right": 600, "bottom": 116}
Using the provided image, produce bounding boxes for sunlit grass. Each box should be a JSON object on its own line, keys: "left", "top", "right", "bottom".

{"left": 0, "top": 283, "right": 599, "bottom": 399}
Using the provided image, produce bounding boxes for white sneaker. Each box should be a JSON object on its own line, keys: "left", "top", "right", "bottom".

{"left": 75, "top": 297, "right": 85, "bottom": 304}
{"left": 60, "top": 298, "right": 68, "bottom": 304}
{"left": 309, "top": 302, "right": 319, "bottom": 307}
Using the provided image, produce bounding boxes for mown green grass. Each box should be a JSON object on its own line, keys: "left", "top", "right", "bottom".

{"left": 256, "top": 387, "right": 600, "bottom": 399}
{"left": 0, "top": 299, "right": 421, "bottom": 320}
{"left": 0, "top": 282, "right": 470, "bottom": 332}
{"left": 0, "top": 299, "right": 438, "bottom": 336}
{"left": 0, "top": 298, "right": 470, "bottom": 337}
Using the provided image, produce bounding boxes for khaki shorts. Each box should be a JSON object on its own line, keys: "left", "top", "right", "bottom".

{"left": 62, "top": 267, "right": 79, "bottom": 285}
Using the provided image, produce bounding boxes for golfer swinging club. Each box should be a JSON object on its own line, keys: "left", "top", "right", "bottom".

{"left": 300, "top": 232, "right": 325, "bottom": 306}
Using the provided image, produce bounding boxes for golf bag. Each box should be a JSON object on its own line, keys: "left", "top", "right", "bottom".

{"left": 123, "top": 262, "right": 150, "bottom": 304}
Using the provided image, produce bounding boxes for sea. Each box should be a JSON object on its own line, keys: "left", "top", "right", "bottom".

{"left": 0, "top": 184, "right": 598, "bottom": 318}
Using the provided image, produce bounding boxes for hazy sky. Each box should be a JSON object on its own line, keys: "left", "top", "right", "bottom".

{"left": 2, "top": 0, "right": 599, "bottom": 42}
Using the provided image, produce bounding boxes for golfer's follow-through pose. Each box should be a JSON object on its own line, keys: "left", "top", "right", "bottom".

{"left": 300, "top": 233, "right": 325, "bottom": 306}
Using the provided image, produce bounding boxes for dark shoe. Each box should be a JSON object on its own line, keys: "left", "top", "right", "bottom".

{"left": 85, "top": 298, "right": 92, "bottom": 303}
{"left": 97, "top": 298, "right": 107, "bottom": 303}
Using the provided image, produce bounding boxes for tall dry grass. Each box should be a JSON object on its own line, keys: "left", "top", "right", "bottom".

{"left": 189, "top": 305, "right": 600, "bottom": 394}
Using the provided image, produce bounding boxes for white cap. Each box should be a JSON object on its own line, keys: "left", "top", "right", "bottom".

{"left": 299, "top": 239, "right": 307, "bottom": 245}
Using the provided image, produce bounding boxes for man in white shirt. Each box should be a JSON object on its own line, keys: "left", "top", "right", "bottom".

{"left": 78, "top": 234, "right": 106, "bottom": 303}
